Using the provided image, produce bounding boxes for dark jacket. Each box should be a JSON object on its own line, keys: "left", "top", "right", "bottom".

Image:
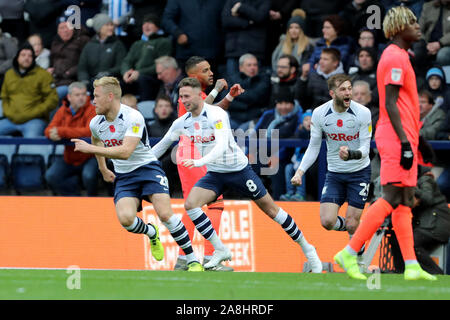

{"left": 78, "top": 35, "right": 127, "bottom": 83}
{"left": 308, "top": 36, "right": 353, "bottom": 70}
{"left": 226, "top": 71, "right": 271, "bottom": 123}
{"left": 413, "top": 173, "right": 450, "bottom": 243}
{"left": 221, "top": 0, "right": 271, "bottom": 60}
{"left": 50, "top": 28, "right": 90, "bottom": 86}
{"left": 121, "top": 32, "right": 172, "bottom": 76}
{"left": 162, "top": 0, "right": 225, "bottom": 60}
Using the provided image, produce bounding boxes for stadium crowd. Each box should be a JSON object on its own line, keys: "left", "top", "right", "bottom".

{"left": 0, "top": 0, "right": 449, "bottom": 203}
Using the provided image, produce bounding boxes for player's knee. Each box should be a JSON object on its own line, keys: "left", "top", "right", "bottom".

{"left": 184, "top": 199, "right": 197, "bottom": 212}
{"left": 345, "top": 218, "right": 359, "bottom": 234}
{"left": 320, "top": 216, "right": 335, "bottom": 230}
{"left": 117, "top": 211, "right": 135, "bottom": 227}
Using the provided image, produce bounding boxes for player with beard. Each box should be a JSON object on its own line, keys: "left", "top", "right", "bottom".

{"left": 291, "top": 74, "right": 372, "bottom": 263}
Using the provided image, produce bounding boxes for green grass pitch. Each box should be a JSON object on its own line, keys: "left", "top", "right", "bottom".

{"left": 0, "top": 269, "right": 449, "bottom": 300}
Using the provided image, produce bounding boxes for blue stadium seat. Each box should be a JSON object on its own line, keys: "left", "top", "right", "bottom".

{"left": 0, "top": 154, "right": 9, "bottom": 190}
{"left": 137, "top": 100, "right": 155, "bottom": 121}
{"left": 10, "top": 154, "right": 46, "bottom": 193}
{"left": 18, "top": 144, "right": 55, "bottom": 167}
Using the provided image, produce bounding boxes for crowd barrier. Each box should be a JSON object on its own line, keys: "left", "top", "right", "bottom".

{"left": 0, "top": 197, "right": 367, "bottom": 272}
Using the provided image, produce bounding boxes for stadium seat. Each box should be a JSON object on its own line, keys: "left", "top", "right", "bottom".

{"left": 0, "top": 99, "right": 3, "bottom": 118}
{"left": 10, "top": 154, "right": 46, "bottom": 193}
{"left": 0, "top": 154, "right": 9, "bottom": 190}
{"left": 18, "top": 144, "right": 55, "bottom": 167}
{"left": 0, "top": 142, "right": 18, "bottom": 163}
{"left": 442, "top": 65, "right": 450, "bottom": 85}
{"left": 137, "top": 100, "right": 155, "bottom": 121}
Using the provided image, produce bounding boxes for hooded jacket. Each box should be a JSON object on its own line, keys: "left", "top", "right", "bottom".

{"left": 1, "top": 44, "right": 58, "bottom": 124}
{"left": 44, "top": 96, "right": 96, "bottom": 166}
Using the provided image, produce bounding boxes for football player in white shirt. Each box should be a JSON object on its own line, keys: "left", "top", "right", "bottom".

{"left": 291, "top": 74, "right": 372, "bottom": 245}
{"left": 71, "top": 76, "right": 204, "bottom": 271}
{"left": 152, "top": 77, "right": 323, "bottom": 272}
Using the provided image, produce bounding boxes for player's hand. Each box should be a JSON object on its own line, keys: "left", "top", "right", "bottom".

{"left": 400, "top": 141, "right": 414, "bottom": 170}
{"left": 418, "top": 135, "right": 435, "bottom": 164}
{"left": 291, "top": 170, "right": 304, "bottom": 186}
{"left": 214, "top": 79, "right": 228, "bottom": 92}
{"left": 229, "top": 83, "right": 245, "bottom": 97}
{"left": 100, "top": 168, "right": 115, "bottom": 183}
{"left": 339, "top": 146, "right": 349, "bottom": 161}
{"left": 181, "top": 159, "right": 195, "bottom": 168}
{"left": 71, "top": 138, "right": 92, "bottom": 154}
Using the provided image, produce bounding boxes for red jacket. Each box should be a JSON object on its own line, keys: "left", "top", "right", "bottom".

{"left": 45, "top": 97, "right": 96, "bottom": 166}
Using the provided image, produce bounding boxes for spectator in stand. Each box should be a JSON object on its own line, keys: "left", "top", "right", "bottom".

{"left": 106, "top": 0, "right": 133, "bottom": 49}
{"left": 45, "top": 81, "right": 98, "bottom": 196}
{"left": 253, "top": 87, "right": 303, "bottom": 200}
{"left": 298, "top": 0, "right": 342, "bottom": 38}
{"left": 48, "top": 21, "right": 90, "bottom": 101}
{"left": 296, "top": 47, "right": 345, "bottom": 110}
{"left": 419, "top": 89, "right": 446, "bottom": 141}
{"left": 339, "top": 0, "right": 386, "bottom": 43}
{"left": 121, "top": 14, "right": 172, "bottom": 101}
{"left": 221, "top": 0, "right": 271, "bottom": 77}
{"left": 147, "top": 94, "right": 179, "bottom": 195}
{"left": 349, "top": 28, "right": 386, "bottom": 69}
{"left": 413, "top": 0, "right": 450, "bottom": 78}
{"left": 225, "top": 53, "right": 271, "bottom": 130}
{"left": 306, "top": 14, "right": 353, "bottom": 74}
{"left": 155, "top": 55, "right": 185, "bottom": 108}
{"left": 0, "top": 44, "right": 58, "bottom": 137}
{"left": 27, "top": 34, "right": 51, "bottom": 70}
{"left": 280, "top": 110, "right": 312, "bottom": 201}
{"left": 271, "top": 9, "right": 315, "bottom": 75}
{"left": 352, "top": 80, "right": 379, "bottom": 134}
{"left": 162, "top": 0, "right": 225, "bottom": 74}
{"left": 270, "top": 54, "right": 301, "bottom": 109}
{"left": 126, "top": 0, "right": 167, "bottom": 44}
{"left": 0, "top": 28, "right": 18, "bottom": 89}
{"left": 381, "top": 0, "right": 425, "bottom": 21}
{"left": 265, "top": 0, "right": 299, "bottom": 66}
{"left": 0, "top": 0, "right": 27, "bottom": 43}
{"left": 435, "top": 107, "right": 450, "bottom": 201}
{"left": 410, "top": 166, "right": 450, "bottom": 274}
{"left": 349, "top": 47, "right": 378, "bottom": 92}
{"left": 24, "top": 0, "right": 65, "bottom": 49}
{"left": 60, "top": 0, "right": 103, "bottom": 28}
{"left": 424, "top": 66, "right": 449, "bottom": 104}
{"left": 78, "top": 13, "right": 127, "bottom": 93}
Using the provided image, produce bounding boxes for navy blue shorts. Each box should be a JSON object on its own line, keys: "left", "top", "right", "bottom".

{"left": 320, "top": 165, "right": 371, "bottom": 209}
{"left": 195, "top": 165, "right": 267, "bottom": 200}
{"left": 113, "top": 161, "right": 170, "bottom": 205}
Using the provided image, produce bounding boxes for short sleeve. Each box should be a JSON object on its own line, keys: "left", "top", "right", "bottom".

{"left": 382, "top": 54, "right": 406, "bottom": 87}
{"left": 125, "top": 111, "right": 146, "bottom": 138}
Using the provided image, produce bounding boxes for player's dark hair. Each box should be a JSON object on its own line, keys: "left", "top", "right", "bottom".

{"left": 185, "top": 56, "right": 207, "bottom": 74}
{"left": 327, "top": 74, "right": 351, "bottom": 91}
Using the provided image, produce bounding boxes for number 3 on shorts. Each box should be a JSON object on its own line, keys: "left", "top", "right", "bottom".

{"left": 246, "top": 179, "right": 257, "bottom": 192}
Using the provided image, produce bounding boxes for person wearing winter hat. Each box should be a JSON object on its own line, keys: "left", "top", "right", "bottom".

{"left": 120, "top": 13, "right": 172, "bottom": 101}
{"left": 425, "top": 66, "right": 449, "bottom": 102}
{"left": 271, "top": 9, "right": 314, "bottom": 74}
{"left": 78, "top": 14, "right": 127, "bottom": 91}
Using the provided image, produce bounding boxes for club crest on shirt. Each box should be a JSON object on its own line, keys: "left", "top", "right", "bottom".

{"left": 391, "top": 68, "right": 402, "bottom": 82}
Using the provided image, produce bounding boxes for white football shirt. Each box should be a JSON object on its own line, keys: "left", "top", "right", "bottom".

{"left": 152, "top": 103, "right": 248, "bottom": 173}
{"left": 90, "top": 104, "right": 158, "bottom": 173}
{"left": 299, "top": 99, "right": 372, "bottom": 173}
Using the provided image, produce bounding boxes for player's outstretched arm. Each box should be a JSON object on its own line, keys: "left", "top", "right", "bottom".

{"left": 72, "top": 136, "right": 140, "bottom": 160}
